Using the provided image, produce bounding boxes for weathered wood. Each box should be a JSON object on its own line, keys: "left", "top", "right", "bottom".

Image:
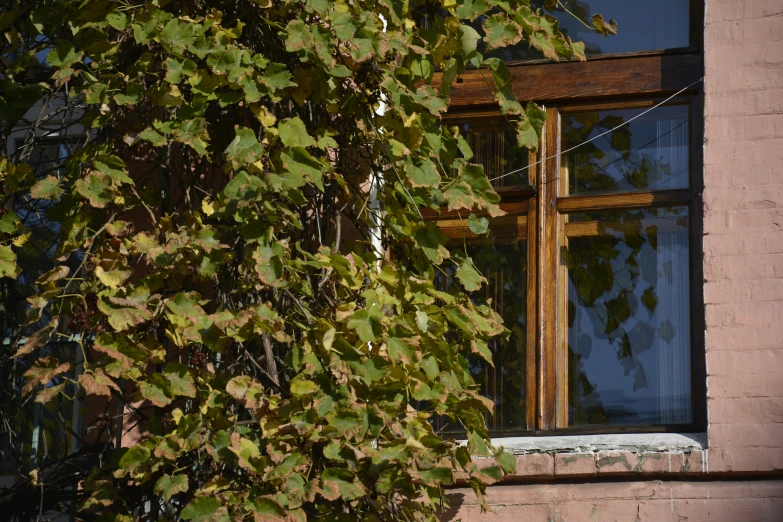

{"left": 557, "top": 189, "right": 692, "bottom": 213}
{"left": 439, "top": 54, "right": 704, "bottom": 109}
{"left": 541, "top": 107, "right": 560, "bottom": 430}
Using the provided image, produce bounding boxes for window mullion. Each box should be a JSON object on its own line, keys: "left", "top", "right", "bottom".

{"left": 539, "top": 107, "right": 561, "bottom": 430}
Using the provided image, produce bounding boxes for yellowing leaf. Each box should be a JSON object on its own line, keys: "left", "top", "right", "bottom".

{"left": 95, "top": 266, "right": 132, "bottom": 289}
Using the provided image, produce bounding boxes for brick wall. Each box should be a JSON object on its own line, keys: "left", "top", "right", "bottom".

{"left": 444, "top": 481, "right": 783, "bottom": 521}
{"left": 442, "top": 1, "right": 783, "bottom": 519}
{"left": 702, "top": 0, "right": 783, "bottom": 475}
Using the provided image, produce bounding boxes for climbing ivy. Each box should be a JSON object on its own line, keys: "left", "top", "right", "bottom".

{"left": 0, "top": 0, "right": 595, "bottom": 519}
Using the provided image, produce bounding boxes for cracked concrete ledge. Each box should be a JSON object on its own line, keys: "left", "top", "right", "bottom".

{"left": 491, "top": 433, "right": 707, "bottom": 455}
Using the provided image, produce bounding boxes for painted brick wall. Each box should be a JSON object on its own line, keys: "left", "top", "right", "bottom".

{"left": 444, "top": 481, "right": 783, "bottom": 521}
{"left": 702, "top": 0, "right": 783, "bottom": 474}
{"left": 442, "top": 1, "right": 783, "bottom": 520}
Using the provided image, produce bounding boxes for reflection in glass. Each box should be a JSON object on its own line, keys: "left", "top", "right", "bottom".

{"left": 562, "top": 105, "right": 690, "bottom": 196}
{"left": 565, "top": 207, "right": 691, "bottom": 426}
{"left": 436, "top": 239, "right": 528, "bottom": 433}
{"left": 461, "top": 124, "right": 530, "bottom": 188}
{"left": 476, "top": 0, "right": 690, "bottom": 62}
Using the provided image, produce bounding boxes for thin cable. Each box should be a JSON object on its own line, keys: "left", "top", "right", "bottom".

{"left": 488, "top": 77, "right": 704, "bottom": 183}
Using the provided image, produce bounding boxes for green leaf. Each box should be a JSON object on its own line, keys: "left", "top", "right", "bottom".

{"left": 0, "top": 211, "right": 19, "bottom": 234}
{"left": 456, "top": 257, "right": 485, "bottom": 291}
{"left": 413, "top": 224, "right": 450, "bottom": 264}
{"left": 138, "top": 375, "right": 173, "bottom": 407}
{"left": 406, "top": 157, "right": 441, "bottom": 188}
{"left": 417, "top": 467, "right": 453, "bottom": 486}
{"left": 106, "top": 11, "right": 128, "bottom": 30}
{"left": 159, "top": 18, "right": 196, "bottom": 53}
{"left": 30, "top": 176, "right": 63, "bottom": 200}
{"left": 467, "top": 431, "right": 490, "bottom": 457}
{"left": 74, "top": 172, "right": 113, "bottom": 208}
{"left": 181, "top": 497, "right": 221, "bottom": 521}
{"left": 118, "top": 445, "right": 150, "bottom": 469}
{"left": 285, "top": 19, "right": 313, "bottom": 52}
{"left": 253, "top": 242, "right": 285, "bottom": 285}
{"left": 470, "top": 339, "right": 494, "bottom": 366}
{"left": 97, "top": 293, "right": 152, "bottom": 331}
{"left": 139, "top": 128, "right": 168, "bottom": 147}
{"left": 280, "top": 147, "right": 325, "bottom": 191}
{"left": 224, "top": 127, "right": 264, "bottom": 169}
{"left": 290, "top": 378, "right": 320, "bottom": 397}
{"left": 164, "top": 363, "right": 196, "bottom": 398}
{"left": 95, "top": 266, "right": 132, "bottom": 289}
{"left": 154, "top": 474, "right": 189, "bottom": 502}
{"left": 458, "top": 24, "right": 481, "bottom": 55}
{"left": 174, "top": 119, "right": 210, "bottom": 155}
{"left": 260, "top": 63, "right": 297, "bottom": 90}
{"left": 331, "top": 12, "right": 355, "bottom": 40}
{"left": 483, "top": 14, "right": 523, "bottom": 51}
{"left": 278, "top": 117, "right": 316, "bottom": 148}
{"left": 320, "top": 468, "right": 365, "bottom": 501}
{"left": 94, "top": 158, "right": 133, "bottom": 184}
{"left": 495, "top": 449, "right": 517, "bottom": 474}
{"left": 468, "top": 214, "right": 489, "bottom": 235}
{"left": 386, "top": 337, "right": 416, "bottom": 364}
{"left": 46, "top": 41, "right": 83, "bottom": 68}
{"left": 226, "top": 375, "right": 251, "bottom": 399}
{"left": 347, "top": 306, "right": 382, "bottom": 343}
{"left": 247, "top": 497, "right": 285, "bottom": 516}
{"left": 164, "top": 57, "right": 197, "bottom": 84}
{"left": 350, "top": 38, "right": 374, "bottom": 63}
{"left": 328, "top": 65, "right": 352, "bottom": 78}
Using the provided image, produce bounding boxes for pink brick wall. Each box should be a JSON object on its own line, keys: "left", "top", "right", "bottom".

{"left": 703, "top": 0, "right": 783, "bottom": 475}
{"left": 443, "top": 1, "right": 783, "bottom": 520}
{"left": 444, "top": 481, "right": 783, "bottom": 521}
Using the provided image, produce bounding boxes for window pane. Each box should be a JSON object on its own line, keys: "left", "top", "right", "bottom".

{"left": 479, "top": 0, "right": 690, "bottom": 62}
{"left": 436, "top": 239, "right": 529, "bottom": 433}
{"left": 460, "top": 123, "right": 531, "bottom": 188}
{"left": 562, "top": 105, "right": 690, "bottom": 196}
{"left": 564, "top": 207, "right": 691, "bottom": 426}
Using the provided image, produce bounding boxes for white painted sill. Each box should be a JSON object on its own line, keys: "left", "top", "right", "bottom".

{"left": 478, "top": 433, "right": 707, "bottom": 455}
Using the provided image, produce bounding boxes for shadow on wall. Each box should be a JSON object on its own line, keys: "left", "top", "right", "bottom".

{"left": 439, "top": 492, "right": 466, "bottom": 521}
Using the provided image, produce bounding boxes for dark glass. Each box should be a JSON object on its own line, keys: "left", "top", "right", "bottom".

{"left": 12, "top": 139, "right": 75, "bottom": 312}
{"left": 460, "top": 123, "right": 530, "bottom": 187}
{"left": 562, "top": 105, "right": 690, "bottom": 196}
{"left": 1, "top": 342, "right": 79, "bottom": 473}
{"left": 436, "top": 239, "right": 529, "bottom": 433}
{"left": 0, "top": 139, "right": 80, "bottom": 474}
{"left": 565, "top": 207, "right": 692, "bottom": 426}
{"left": 476, "top": 0, "right": 690, "bottom": 62}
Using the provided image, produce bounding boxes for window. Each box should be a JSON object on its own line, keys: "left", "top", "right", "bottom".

{"left": 1, "top": 135, "right": 84, "bottom": 476}
{"left": 477, "top": 0, "right": 693, "bottom": 63}
{"left": 429, "top": 0, "right": 705, "bottom": 436}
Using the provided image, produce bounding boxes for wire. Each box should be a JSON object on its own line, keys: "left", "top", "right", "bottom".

{"left": 487, "top": 77, "right": 704, "bottom": 184}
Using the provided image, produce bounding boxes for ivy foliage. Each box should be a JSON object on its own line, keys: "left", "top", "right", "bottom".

{"left": 0, "top": 0, "right": 589, "bottom": 520}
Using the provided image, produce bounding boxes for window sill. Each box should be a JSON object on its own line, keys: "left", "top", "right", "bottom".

{"left": 495, "top": 432, "right": 707, "bottom": 455}
{"left": 464, "top": 433, "right": 710, "bottom": 480}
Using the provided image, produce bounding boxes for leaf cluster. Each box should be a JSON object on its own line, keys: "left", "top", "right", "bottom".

{"left": 0, "top": 0, "right": 594, "bottom": 520}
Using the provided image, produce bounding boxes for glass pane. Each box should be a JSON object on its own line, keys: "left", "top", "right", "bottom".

{"left": 436, "top": 238, "right": 529, "bottom": 433}
{"left": 1, "top": 342, "right": 79, "bottom": 473}
{"left": 460, "top": 123, "right": 531, "bottom": 188}
{"left": 477, "top": 0, "right": 690, "bottom": 62}
{"left": 562, "top": 105, "right": 690, "bottom": 196}
{"left": 564, "top": 207, "right": 692, "bottom": 426}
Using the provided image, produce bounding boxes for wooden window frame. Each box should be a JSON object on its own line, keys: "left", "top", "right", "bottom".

{"left": 428, "top": 1, "right": 705, "bottom": 437}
